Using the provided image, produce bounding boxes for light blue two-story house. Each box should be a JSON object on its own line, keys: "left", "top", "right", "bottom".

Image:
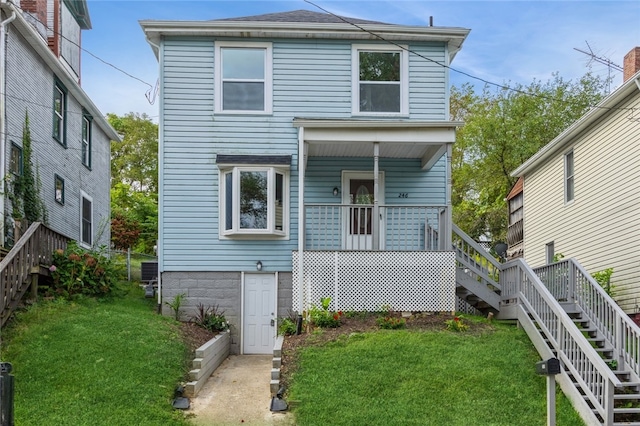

{"left": 141, "top": 10, "right": 470, "bottom": 354}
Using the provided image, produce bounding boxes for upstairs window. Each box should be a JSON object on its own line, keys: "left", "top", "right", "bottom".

{"left": 53, "top": 81, "right": 67, "bottom": 146}
{"left": 564, "top": 150, "right": 574, "bottom": 203}
{"left": 218, "top": 157, "right": 289, "bottom": 238}
{"left": 9, "top": 142, "right": 22, "bottom": 175}
{"left": 215, "top": 42, "right": 272, "bottom": 113}
{"left": 55, "top": 174, "right": 65, "bottom": 205}
{"left": 82, "top": 112, "right": 92, "bottom": 168}
{"left": 80, "top": 191, "right": 93, "bottom": 247}
{"left": 353, "top": 45, "right": 408, "bottom": 115}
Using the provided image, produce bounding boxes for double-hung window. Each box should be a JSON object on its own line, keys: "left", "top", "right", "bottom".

{"left": 53, "top": 80, "right": 67, "bottom": 146}
{"left": 80, "top": 191, "right": 93, "bottom": 247}
{"left": 564, "top": 150, "right": 574, "bottom": 203}
{"left": 9, "top": 142, "right": 22, "bottom": 175}
{"left": 215, "top": 42, "right": 272, "bottom": 113}
{"left": 82, "top": 112, "right": 92, "bottom": 168}
{"left": 218, "top": 156, "right": 289, "bottom": 238}
{"left": 352, "top": 44, "right": 408, "bottom": 115}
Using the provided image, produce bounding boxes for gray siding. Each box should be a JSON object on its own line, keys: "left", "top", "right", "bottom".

{"left": 4, "top": 24, "right": 111, "bottom": 246}
{"left": 523, "top": 92, "right": 640, "bottom": 312}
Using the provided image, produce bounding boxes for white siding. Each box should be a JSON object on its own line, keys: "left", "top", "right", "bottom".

{"left": 523, "top": 92, "right": 640, "bottom": 311}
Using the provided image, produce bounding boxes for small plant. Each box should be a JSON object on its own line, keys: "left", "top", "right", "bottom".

{"left": 190, "top": 303, "right": 228, "bottom": 332}
{"left": 308, "top": 297, "right": 342, "bottom": 328}
{"left": 445, "top": 315, "right": 469, "bottom": 332}
{"left": 47, "top": 241, "right": 118, "bottom": 299}
{"left": 376, "top": 315, "right": 406, "bottom": 329}
{"left": 165, "top": 293, "right": 186, "bottom": 321}
{"left": 592, "top": 268, "right": 615, "bottom": 297}
{"left": 606, "top": 359, "right": 618, "bottom": 370}
{"left": 278, "top": 317, "right": 297, "bottom": 336}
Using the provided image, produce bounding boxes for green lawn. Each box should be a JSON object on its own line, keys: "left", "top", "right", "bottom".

{"left": 0, "top": 285, "right": 190, "bottom": 426}
{"left": 288, "top": 323, "right": 585, "bottom": 426}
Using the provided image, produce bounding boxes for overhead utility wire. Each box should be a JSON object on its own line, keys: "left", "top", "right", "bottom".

{"left": 303, "top": 0, "right": 636, "bottom": 114}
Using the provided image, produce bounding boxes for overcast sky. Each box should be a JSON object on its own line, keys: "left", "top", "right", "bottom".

{"left": 81, "top": 0, "right": 640, "bottom": 121}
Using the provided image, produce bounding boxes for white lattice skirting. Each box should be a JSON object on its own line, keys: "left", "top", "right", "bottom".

{"left": 292, "top": 251, "right": 456, "bottom": 312}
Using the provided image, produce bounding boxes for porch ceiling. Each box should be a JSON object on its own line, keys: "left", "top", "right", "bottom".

{"left": 294, "top": 119, "right": 462, "bottom": 170}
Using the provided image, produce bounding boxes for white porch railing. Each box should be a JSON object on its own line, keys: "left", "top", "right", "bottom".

{"left": 304, "top": 204, "right": 447, "bottom": 251}
{"left": 501, "top": 259, "right": 621, "bottom": 425}
{"left": 534, "top": 259, "right": 640, "bottom": 383}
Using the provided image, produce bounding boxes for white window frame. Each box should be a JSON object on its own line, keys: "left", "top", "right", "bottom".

{"left": 219, "top": 165, "right": 289, "bottom": 238}
{"left": 80, "top": 191, "right": 93, "bottom": 248}
{"left": 352, "top": 44, "right": 409, "bottom": 116}
{"left": 82, "top": 113, "right": 92, "bottom": 168}
{"left": 53, "top": 82, "right": 66, "bottom": 146}
{"left": 214, "top": 41, "right": 273, "bottom": 114}
{"left": 564, "top": 150, "right": 574, "bottom": 204}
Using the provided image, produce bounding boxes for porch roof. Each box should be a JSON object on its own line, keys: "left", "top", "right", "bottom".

{"left": 293, "top": 118, "right": 462, "bottom": 170}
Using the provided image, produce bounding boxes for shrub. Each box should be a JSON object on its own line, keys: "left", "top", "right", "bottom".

{"left": 278, "top": 317, "right": 297, "bottom": 336}
{"left": 308, "top": 297, "right": 343, "bottom": 328}
{"left": 47, "top": 241, "right": 118, "bottom": 299}
{"left": 376, "top": 316, "right": 406, "bottom": 329}
{"left": 190, "top": 303, "right": 228, "bottom": 332}
{"left": 445, "top": 315, "right": 469, "bottom": 332}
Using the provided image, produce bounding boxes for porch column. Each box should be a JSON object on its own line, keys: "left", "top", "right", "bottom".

{"left": 297, "top": 127, "right": 306, "bottom": 311}
{"left": 373, "top": 142, "right": 379, "bottom": 250}
{"left": 443, "top": 143, "right": 453, "bottom": 249}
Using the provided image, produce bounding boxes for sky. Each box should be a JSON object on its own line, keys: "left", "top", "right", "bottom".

{"left": 80, "top": 0, "right": 640, "bottom": 121}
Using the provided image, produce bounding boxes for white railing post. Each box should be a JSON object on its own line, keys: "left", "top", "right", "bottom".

{"left": 604, "top": 379, "right": 615, "bottom": 426}
{"left": 567, "top": 261, "right": 575, "bottom": 303}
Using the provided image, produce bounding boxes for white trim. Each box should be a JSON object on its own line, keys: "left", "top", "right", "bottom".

{"left": 214, "top": 41, "right": 273, "bottom": 114}
{"left": 341, "top": 170, "right": 385, "bottom": 249}
{"left": 218, "top": 166, "right": 289, "bottom": 238}
{"left": 79, "top": 190, "right": 93, "bottom": 248}
{"left": 351, "top": 44, "right": 409, "bottom": 116}
{"left": 240, "top": 271, "right": 245, "bottom": 354}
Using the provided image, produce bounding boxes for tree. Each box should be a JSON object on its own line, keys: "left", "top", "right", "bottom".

{"left": 108, "top": 113, "right": 158, "bottom": 253}
{"left": 108, "top": 113, "right": 158, "bottom": 194}
{"left": 451, "top": 72, "right": 609, "bottom": 242}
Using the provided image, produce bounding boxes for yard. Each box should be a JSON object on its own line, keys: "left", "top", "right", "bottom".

{"left": 281, "top": 313, "right": 585, "bottom": 425}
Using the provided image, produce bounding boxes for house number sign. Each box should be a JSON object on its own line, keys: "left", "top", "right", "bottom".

{"left": 398, "top": 193, "right": 408, "bottom": 198}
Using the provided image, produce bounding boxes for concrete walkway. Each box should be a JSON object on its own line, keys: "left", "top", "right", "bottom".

{"left": 187, "top": 355, "right": 294, "bottom": 426}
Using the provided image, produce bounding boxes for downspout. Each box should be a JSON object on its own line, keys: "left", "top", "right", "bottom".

{"left": 0, "top": 4, "right": 17, "bottom": 247}
{"left": 373, "top": 142, "right": 379, "bottom": 250}
{"left": 145, "top": 33, "right": 163, "bottom": 312}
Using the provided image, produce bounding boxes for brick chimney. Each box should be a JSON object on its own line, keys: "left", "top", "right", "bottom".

{"left": 623, "top": 47, "right": 640, "bottom": 82}
{"left": 20, "top": 0, "right": 47, "bottom": 27}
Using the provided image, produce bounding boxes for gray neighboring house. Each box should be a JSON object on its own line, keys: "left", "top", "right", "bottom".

{"left": 0, "top": 0, "right": 119, "bottom": 249}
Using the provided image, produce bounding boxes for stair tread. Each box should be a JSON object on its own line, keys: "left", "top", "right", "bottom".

{"left": 615, "top": 394, "right": 640, "bottom": 400}
{"left": 614, "top": 407, "right": 640, "bottom": 413}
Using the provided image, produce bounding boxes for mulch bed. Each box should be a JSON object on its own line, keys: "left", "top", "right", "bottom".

{"left": 179, "top": 321, "right": 219, "bottom": 355}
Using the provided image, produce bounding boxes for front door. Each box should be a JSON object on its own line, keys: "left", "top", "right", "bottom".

{"left": 343, "top": 172, "right": 384, "bottom": 250}
{"left": 243, "top": 273, "right": 275, "bottom": 354}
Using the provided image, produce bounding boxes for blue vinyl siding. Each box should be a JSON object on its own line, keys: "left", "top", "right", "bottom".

{"left": 159, "top": 36, "right": 448, "bottom": 272}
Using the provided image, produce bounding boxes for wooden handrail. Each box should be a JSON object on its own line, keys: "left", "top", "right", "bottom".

{"left": 1, "top": 222, "right": 70, "bottom": 327}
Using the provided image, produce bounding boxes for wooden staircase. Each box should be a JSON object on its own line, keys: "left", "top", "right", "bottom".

{"left": 0, "top": 222, "right": 69, "bottom": 327}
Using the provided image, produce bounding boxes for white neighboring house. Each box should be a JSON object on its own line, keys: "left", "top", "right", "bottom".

{"left": 0, "top": 0, "right": 119, "bottom": 248}
{"left": 510, "top": 47, "right": 640, "bottom": 313}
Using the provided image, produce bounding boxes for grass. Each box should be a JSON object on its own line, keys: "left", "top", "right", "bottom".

{"left": 287, "top": 321, "right": 585, "bottom": 426}
{"left": 0, "top": 284, "right": 190, "bottom": 426}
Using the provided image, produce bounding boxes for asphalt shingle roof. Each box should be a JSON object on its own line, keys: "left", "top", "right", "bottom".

{"left": 213, "top": 9, "right": 389, "bottom": 25}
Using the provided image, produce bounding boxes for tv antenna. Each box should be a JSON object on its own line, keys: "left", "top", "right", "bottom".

{"left": 573, "top": 41, "right": 623, "bottom": 93}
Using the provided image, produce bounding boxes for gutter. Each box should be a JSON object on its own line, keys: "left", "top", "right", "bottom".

{"left": 0, "top": 2, "right": 17, "bottom": 246}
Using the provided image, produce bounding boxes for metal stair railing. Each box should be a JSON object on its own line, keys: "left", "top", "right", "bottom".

{"left": 534, "top": 258, "right": 640, "bottom": 384}
{"left": 503, "top": 258, "right": 621, "bottom": 425}
{"left": 0, "top": 222, "right": 69, "bottom": 327}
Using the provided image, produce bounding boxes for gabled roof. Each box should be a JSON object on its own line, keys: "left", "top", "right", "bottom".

{"left": 213, "top": 9, "right": 386, "bottom": 25}
{"left": 511, "top": 71, "right": 640, "bottom": 177}
{"left": 140, "top": 9, "right": 470, "bottom": 62}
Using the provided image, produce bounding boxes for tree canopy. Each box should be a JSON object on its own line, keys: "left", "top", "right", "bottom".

{"left": 451, "top": 72, "right": 609, "bottom": 242}
{"left": 108, "top": 113, "right": 158, "bottom": 253}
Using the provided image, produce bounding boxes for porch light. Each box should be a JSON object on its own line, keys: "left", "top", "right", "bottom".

{"left": 256, "top": 261, "right": 263, "bottom": 271}
{"left": 333, "top": 187, "right": 339, "bottom": 197}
